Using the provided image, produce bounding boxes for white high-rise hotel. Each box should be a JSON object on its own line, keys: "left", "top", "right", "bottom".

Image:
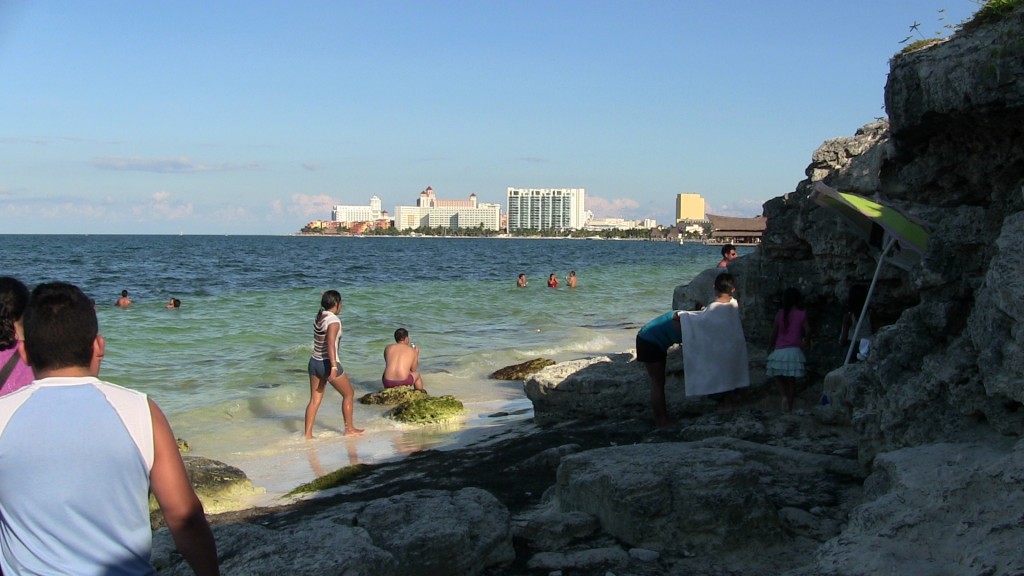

{"left": 506, "top": 188, "right": 586, "bottom": 231}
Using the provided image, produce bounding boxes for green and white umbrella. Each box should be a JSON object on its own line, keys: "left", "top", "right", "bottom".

{"left": 810, "top": 181, "right": 930, "bottom": 364}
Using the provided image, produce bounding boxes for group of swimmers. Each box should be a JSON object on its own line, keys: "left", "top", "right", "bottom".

{"left": 517, "top": 271, "right": 577, "bottom": 288}
{"left": 113, "top": 289, "right": 182, "bottom": 309}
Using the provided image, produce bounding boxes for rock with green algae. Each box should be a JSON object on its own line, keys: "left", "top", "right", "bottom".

{"left": 287, "top": 464, "right": 370, "bottom": 496}
{"left": 490, "top": 358, "right": 555, "bottom": 380}
{"left": 149, "top": 455, "right": 264, "bottom": 522}
{"left": 359, "top": 386, "right": 427, "bottom": 405}
{"left": 387, "top": 395, "right": 465, "bottom": 424}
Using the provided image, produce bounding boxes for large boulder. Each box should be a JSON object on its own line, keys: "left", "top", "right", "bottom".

{"left": 522, "top": 352, "right": 716, "bottom": 425}
{"left": 803, "top": 439, "right": 1024, "bottom": 575}
{"left": 553, "top": 438, "right": 863, "bottom": 556}
{"left": 357, "top": 488, "right": 515, "bottom": 576}
{"left": 154, "top": 487, "right": 513, "bottom": 576}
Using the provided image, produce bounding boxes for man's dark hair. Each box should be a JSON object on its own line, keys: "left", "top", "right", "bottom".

{"left": 713, "top": 273, "right": 736, "bottom": 296}
{"left": 721, "top": 244, "right": 736, "bottom": 258}
{"left": 23, "top": 282, "right": 97, "bottom": 371}
{"left": 394, "top": 328, "right": 409, "bottom": 342}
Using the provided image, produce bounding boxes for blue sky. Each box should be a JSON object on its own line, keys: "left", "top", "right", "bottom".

{"left": 0, "top": 1, "right": 978, "bottom": 234}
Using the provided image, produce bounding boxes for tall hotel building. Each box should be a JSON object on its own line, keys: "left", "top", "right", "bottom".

{"left": 506, "top": 188, "right": 586, "bottom": 231}
{"left": 333, "top": 195, "right": 384, "bottom": 223}
{"left": 676, "top": 193, "right": 707, "bottom": 222}
{"left": 394, "top": 187, "right": 501, "bottom": 231}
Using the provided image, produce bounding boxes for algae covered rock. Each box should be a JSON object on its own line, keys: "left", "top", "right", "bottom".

{"left": 359, "top": 386, "right": 427, "bottom": 405}
{"left": 288, "top": 464, "right": 370, "bottom": 496}
{"left": 387, "top": 395, "right": 464, "bottom": 424}
{"left": 150, "top": 455, "right": 263, "bottom": 520}
{"left": 491, "top": 358, "right": 555, "bottom": 380}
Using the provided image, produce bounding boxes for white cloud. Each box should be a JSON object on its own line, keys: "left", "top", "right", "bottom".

{"left": 709, "top": 198, "right": 765, "bottom": 218}
{"left": 288, "top": 193, "right": 337, "bottom": 218}
{"left": 92, "top": 156, "right": 261, "bottom": 173}
{"left": 586, "top": 196, "right": 641, "bottom": 218}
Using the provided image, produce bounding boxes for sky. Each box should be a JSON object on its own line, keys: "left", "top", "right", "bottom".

{"left": 0, "top": 1, "right": 980, "bottom": 234}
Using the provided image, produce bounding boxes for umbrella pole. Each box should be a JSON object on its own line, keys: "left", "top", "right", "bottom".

{"left": 845, "top": 235, "right": 897, "bottom": 364}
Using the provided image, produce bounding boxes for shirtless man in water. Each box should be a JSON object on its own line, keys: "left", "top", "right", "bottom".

{"left": 382, "top": 328, "right": 426, "bottom": 393}
{"left": 115, "top": 289, "right": 132, "bottom": 307}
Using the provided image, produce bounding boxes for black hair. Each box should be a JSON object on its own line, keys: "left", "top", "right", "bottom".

{"left": 394, "top": 327, "right": 409, "bottom": 342}
{"left": 121, "top": 289, "right": 129, "bottom": 297}
{"left": 316, "top": 290, "right": 342, "bottom": 324}
{"left": 721, "top": 244, "right": 736, "bottom": 258}
{"left": 23, "top": 282, "right": 97, "bottom": 371}
{"left": 781, "top": 287, "right": 803, "bottom": 331}
{"left": 713, "top": 272, "right": 736, "bottom": 296}
{"left": 172, "top": 298, "right": 181, "bottom": 308}
{"left": 0, "top": 276, "right": 30, "bottom": 351}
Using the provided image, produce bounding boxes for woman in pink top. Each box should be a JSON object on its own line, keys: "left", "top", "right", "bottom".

{"left": 0, "top": 277, "right": 34, "bottom": 396}
{"left": 766, "top": 287, "right": 811, "bottom": 412}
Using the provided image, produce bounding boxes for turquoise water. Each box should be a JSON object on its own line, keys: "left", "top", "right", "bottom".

{"left": 1, "top": 235, "right": 727, "bottom": 503}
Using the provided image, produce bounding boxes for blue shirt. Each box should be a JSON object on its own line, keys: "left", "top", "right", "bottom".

{"left": 0, "top": 377, "right": 155, "bottom": 575}
{"left": 637, "top": 310, "right": 683, "bottom": 350}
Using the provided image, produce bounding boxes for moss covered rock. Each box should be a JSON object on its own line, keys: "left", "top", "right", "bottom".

{"left": 150, "top": 455, "right": 264, "bottom": 523}
{"left": 287, "top": 464, "right": 370, "bottom": 496}
{"left": 490, "top": 358, "right": 555, "bottom": 380}
{"left": 387, "top": 395, "right": 465, "bottom": 424}
{"left": 359, "top": 386, "right": 428, "bottom": 405}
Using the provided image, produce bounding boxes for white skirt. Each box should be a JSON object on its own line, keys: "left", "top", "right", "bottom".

{"left": 766, "top": 347, "right": 806, "bottom": 378}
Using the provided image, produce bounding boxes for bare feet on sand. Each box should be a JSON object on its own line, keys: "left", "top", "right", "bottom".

{"left": 344, "top": 427, "right": 365, "bottom": 436}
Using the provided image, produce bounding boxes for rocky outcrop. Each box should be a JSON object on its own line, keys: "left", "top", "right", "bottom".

{"left": 154, "top": 488, "right": 514, "bottom": 576}
{"left": 803, "top": 438, "right": 1024, "bottom": 575}
{"left": 739, "top": 5, "right": 1024, "bottom": 463}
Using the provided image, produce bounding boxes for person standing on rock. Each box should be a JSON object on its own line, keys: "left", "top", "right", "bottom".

{"left": 0, "top": 282, "right": 220, "bottom": 575}
{"left": 766, "top": 287, "right": 811, "bottom": 411}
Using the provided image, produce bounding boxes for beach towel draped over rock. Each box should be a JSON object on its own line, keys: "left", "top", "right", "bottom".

{"left": 677, "top": 298, "right": 750, "bottom": 396}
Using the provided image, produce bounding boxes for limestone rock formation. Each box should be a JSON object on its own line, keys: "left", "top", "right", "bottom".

{"left": 153, "top": 488, "right": 514, "bottom": 576}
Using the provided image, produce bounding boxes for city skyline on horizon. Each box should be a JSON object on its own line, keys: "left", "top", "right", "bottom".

{"left": 0, "top": 1, "right": 979, "bottom": 234}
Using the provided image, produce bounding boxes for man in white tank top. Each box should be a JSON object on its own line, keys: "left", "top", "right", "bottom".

{"left": 0, "top": 282, "right": 219, "bottom": 575}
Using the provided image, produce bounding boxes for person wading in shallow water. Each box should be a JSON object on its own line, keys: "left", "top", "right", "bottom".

{"left": 305, "top": 290, "right": 363, "bottom": 439}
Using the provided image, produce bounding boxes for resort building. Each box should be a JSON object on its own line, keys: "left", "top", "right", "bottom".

{"left": 332, "top": 196, "right": 385, "bottom": 223}
{"left": 506, "top": 188, "right": 586, "bottom": 231}
{"left": 584, "top": 217, "right": 657, "bottom": 231}
{"left": 676, "top": 193, "right": 707, "bottom": 222}
{"left": 706, "top": 214, "right": 767, "bottom": 246}
{"left": 393, "top": 186, "right": 502, "bottom": 231}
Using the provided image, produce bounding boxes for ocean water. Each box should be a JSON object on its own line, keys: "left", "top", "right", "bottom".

{"left": 1, "top": 234, "right": 729, "bottom": 504}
